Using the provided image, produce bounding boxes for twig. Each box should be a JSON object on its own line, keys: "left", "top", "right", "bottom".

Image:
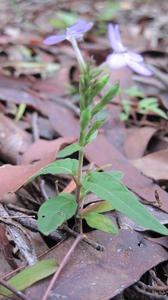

{"left": 32, "top": 112, "right": 39, "bottom": 141}
{"left": 138, "top": 280, "right": 168, "bottom": 293}
{"left": 149, "top": 270, "right": 167, "bottom": 289}
{"left": 39, "top": 179, "right": 49, "bottom": 201}
{"left": 63, "top": 224, "right": 104, "bottom": 251}
{"left": 42, "top": 233, "right": 84, "bottom": 300}
{"left": 5, "top": 203, "right": 36, "bottom": 215}
{"left": 133, "top": 284, "right": 168, "bottom": 299}
{"left": 0, "top": 278, "right": 29, "bottom": 300}
{"left": 0, "top": 204, "right": 37, "bottom": 265}
{"left": 55, "top": 180, "right": 59, "bottom": 195}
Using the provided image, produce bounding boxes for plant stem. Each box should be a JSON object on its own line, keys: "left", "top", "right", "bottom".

{"left": 42, "top": 233, "right": 84, "bottom": 300}
{"left": 70, "top": 37, "right": 86, "bottom": 72}
{"left": 75, "top": 147, "right": 84, "bottom": 233}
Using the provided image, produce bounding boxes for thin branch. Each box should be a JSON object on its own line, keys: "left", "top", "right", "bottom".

{"left": 133, "top": 284, "right": 167, "bottom": 299}
{"left": 63, "top": 224, "right": 104, "bottom": 251}
{"left": 42, "top": 233, "right": 84, "bottom": 300}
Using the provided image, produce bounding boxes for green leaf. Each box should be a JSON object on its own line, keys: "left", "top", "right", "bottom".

{"left": 138, "top": 98, "right": 168, "bottom": 119}
{"left": 38, "top": 193, "right": 77, "bottom": 235}
{"left": 122, "top": 100, "right": 131, "bottom": 115}
{"left": 99, "top": 2, "right": 120, "bottom": 21}
{"left": 138, "top": 97, "right": 157, "bottom": 109}
{"left": 92, "top": 171, "right": 124, "bottom": 181}
{"left": 150, "top": 107, "right": 168, "bottom": 120}
{"left": 83, "top": 172, "right": 168, "bottom": 235}
{"left": 50, "top": 11, "right": 78, "bottom": 28}
{"left": 0, "top": 259, "right": 58, "bottom": 298}
{"left": 91, "top": 83, "right": 119, "bottom": 117}
{"left": 15, "top": 103, "right": 26, "bottom": 122}
{"left": 84, "top": 212, "right": 118, "bottom": 234}
{"left": 82, "top": 171, "right": 123, "bottom": 196}
{"left": 88, "top": 74, "right": 110, "bottom": 105}
{"left": 80, "top": 108, "right": 91, "bottom": 131}
{"left": 84, "top": 119, "right": 105, "bottom": 145}
{"left": 125, "top": 85, "right": 144, "bottom": 98}
{"left": 30, "top": 158, "right": 78, "bottom": 182}
{"left": 57, "top": 143, "right": 81, "bottom": 158}
{"left": 120, "top": 112, "right": 129, "bottom": 121}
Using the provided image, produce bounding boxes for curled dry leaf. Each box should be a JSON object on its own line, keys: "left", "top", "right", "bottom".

{"left": 21, "top": 137, "right": 76, "bottom": 165}
{"left": 132, "top": 149, "right": 168, "bottom": 181}
{"left": 124, "top": 126, "right": 157, "bottom": 159}
{"left": 0, "top": 137, "right": 76, "bottom": 200}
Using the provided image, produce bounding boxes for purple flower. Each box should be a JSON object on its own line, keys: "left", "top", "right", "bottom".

{"left": 106, "top": 24, "right": 152, "bottom": 76}
{"left": 43, "top": 20, "right": 93, "bottom": 45}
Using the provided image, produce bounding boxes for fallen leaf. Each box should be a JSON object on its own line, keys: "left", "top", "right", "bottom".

{"left": 0, "top": 136, "right": 77, "bottom": 199}
{"left": 0, "top": 87, "right": 37, "bottom": 106}
{"left": 62, "top": 179, "right": 76, "bottom": 193}
{"left": 0, "top": 259, "right": 58, "bottom": 299}
{"left": 124, "top": 127, "right": 157, "bottom": 159}
{"left": 0, "top": 164, "right": 42, "bottom": 200}
{"left": 21, "top": 137, "right": 76, "bottom": 165}
{"left": 0, "top": 114, "right": 32, "bottom": 164}
{"left": 0, "top": 224, "right": 17, "bottom": 272}
{"left": 28, "top": 229, "right": 168, "bottom": 300}
{"left": 132, "top": 149, "right": 168, "bottom": 181}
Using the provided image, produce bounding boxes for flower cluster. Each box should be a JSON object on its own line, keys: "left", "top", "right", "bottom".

{"left": 44, "top": 20, "right": 152, "bottom": 76}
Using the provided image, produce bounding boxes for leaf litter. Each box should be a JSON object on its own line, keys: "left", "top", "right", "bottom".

{"left": 0, "top": 1, "right": 168, "bottom": 300}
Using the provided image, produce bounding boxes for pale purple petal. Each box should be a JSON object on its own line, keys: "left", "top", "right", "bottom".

{"left": 114, "top": 25, "right": 126, "bottom": 52}
{"left": 108, "top": 24, "right": 126, "bottom": 52}
{"left": 106, "top": 53, "right": 127, "bottom": 69}
{"left": 127, "top": 51, "right": 144, "bottom": 62}
{"left": 66, "top": 21, "right": 93, "bottom": 39}
{"left": 69, "top": 21, "right": 93, "bottom": 33}
{"left": 108, "top": 24, "right": 121, "bottom": 52}
{"left": 43, "top": 34, "right": 66, "bottom": 45}
{"left": 127, "top": 60, "right": 152, "bottom": 76}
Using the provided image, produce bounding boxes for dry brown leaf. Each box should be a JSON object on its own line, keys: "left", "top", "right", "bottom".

{"left": 21, "top": 137, "right": 76, "bottom": 165}
{"left": 0, "top": 114, "right": 32, "bottom": 164}
{"left": 124, "top": 127, "right": 157, "bottom": 159}
{"left": 0, "top": 136, "right": 77, "bottom": 199}
{"left": 132, "top": 149, "right": 168, "bottom": 181}
{"left": 28, "top": 229, "right": 168, "bottom": 300}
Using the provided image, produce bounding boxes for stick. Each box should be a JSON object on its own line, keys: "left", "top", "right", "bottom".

{"left": 63, "top": 224, "right": 104, "bottom": 251}
{"left": 42, "top": 234, "right": 84, "bottom": 300}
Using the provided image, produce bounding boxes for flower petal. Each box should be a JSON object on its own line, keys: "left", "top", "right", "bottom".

{"left": 106, "top": 53, "right": 127, "bottom": 69}
{"left": 114, "top": 25, "right": 126, "bottom": 52}
{"left": 43, "top": 34, "right": 66, "bottom": 45}
{"left": 67, "top": 21, "right": 93, "bottom": 39}
{"left": 108, "top": 24, "right": 126, "bottom": 52}
{"left": 127, "top": 51, "right": 144, "bottom": 62}
{"left": 127, "top": 60, "right": 152, "bottom": 76}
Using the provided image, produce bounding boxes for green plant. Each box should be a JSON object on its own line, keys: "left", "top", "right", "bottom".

{"left": 120, "top": 86, "right": 168, "bottom": 121}
{"left": 28, "top": 21, "right": 168, "bottom": 299}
